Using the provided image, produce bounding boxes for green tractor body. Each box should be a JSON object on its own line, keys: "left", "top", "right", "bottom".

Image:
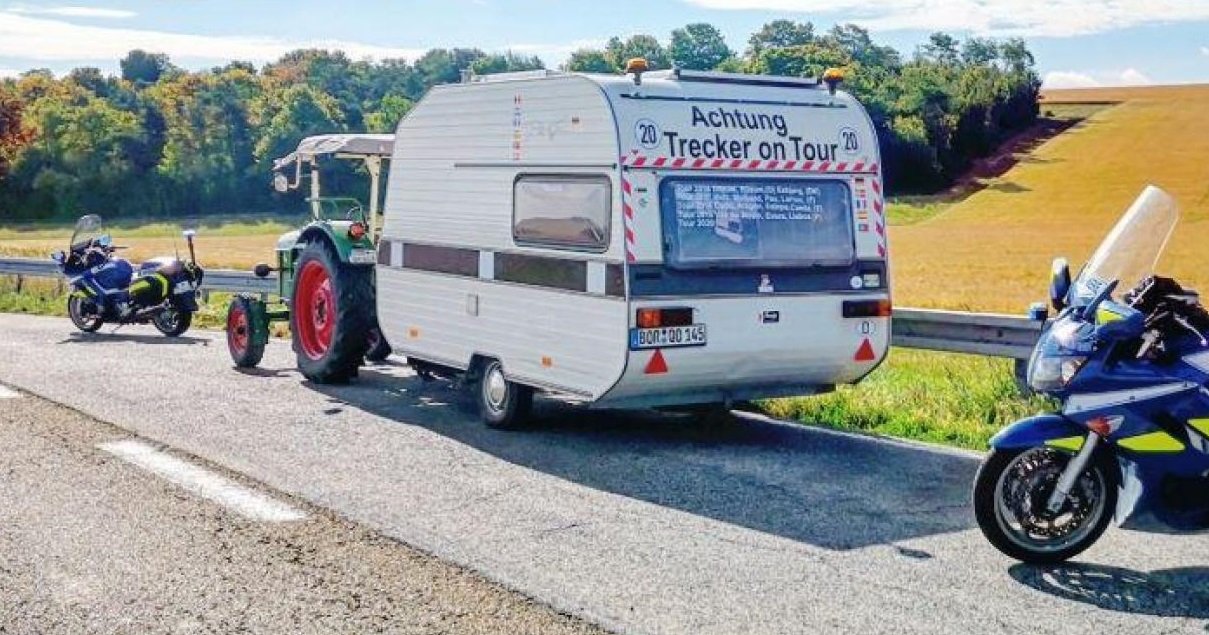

{"left": 226, "top": 134, "right": 393, "bottom": 379}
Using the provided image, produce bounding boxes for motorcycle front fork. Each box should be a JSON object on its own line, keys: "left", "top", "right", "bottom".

{"left": 1046, "top": 432, "right": 1100, "bottom": 513}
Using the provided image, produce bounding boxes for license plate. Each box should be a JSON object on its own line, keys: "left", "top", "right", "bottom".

{"left": 630, "top": 324, "right": 707, "bottom": 350}
{"left": 349, "top": 248, "right": 377, "bottom": 264}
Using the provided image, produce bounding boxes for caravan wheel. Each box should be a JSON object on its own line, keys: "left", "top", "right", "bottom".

{"left": 475, "top": 359, "right": 533, "bottom": 430}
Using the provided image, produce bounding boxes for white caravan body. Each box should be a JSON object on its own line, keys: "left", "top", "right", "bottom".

{"left": 376, "top": 68, "right": 890, "bottom": 408}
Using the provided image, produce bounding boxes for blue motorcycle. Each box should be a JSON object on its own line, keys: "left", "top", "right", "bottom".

{"left": 974, "top": 186, "right": 1209, "bottom": 563}
{"left": 52, "top": 214, "right": 204, "bottom": 337}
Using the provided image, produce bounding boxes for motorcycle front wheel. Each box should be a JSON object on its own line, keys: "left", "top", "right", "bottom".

{"left": 152, "top": 308, "right": 192, "bottom": 337}
{"left": 973, "top": 446, "right": 1117, "bottom": 563}
{"left": 67, "top": 296, "right": 103, "bottom": 332}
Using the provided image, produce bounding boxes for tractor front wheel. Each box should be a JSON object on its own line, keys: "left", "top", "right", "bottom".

{"left": 290, "top": 241, "right": 373, "bottom": 383}
{"left": 227, "top": 296, "right": 266, "bottom": 368}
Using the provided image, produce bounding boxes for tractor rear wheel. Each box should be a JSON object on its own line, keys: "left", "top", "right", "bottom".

{"left": 290, "top": 240, "right": 373, "bottom": 383}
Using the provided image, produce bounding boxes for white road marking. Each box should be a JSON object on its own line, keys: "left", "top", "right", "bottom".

{"left": 98, "top": 439, "right": 306, "bottom": 522}
{"left": 0, "top": 385, "right": 20, "bottom": 399}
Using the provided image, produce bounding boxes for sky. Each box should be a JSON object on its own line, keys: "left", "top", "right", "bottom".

{"left": 1, "top": 0, "right": 1207, "bottom": 89}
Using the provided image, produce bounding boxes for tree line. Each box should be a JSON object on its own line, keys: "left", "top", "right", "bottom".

{"left": 0, "top": 22, "right": 1040, "bottom": 221}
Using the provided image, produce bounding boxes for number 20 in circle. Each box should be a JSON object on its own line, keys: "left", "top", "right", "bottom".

{"left": 635, "top": 119, "right": 661, "bottom": 149}
{"left": 839, "top": 126, "right": 860, "bottom": 155}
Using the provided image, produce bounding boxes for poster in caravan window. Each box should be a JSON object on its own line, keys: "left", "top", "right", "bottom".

{"left": 662, "top": 179, "right": 855, "bottom": 267}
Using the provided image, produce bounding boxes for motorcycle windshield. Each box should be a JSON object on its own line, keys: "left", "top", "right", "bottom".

{"left": 1073, "top": 186, "right": 1179, "bottom": 304}
{"left": 69, "top": 214, "right": 105, "bottom": 250}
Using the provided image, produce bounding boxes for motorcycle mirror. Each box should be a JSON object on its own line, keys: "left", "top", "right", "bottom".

{"left": 253, "top": 262, "right": 274, "bottom": 278}
{"left": 272, "top": 172, "right": 290, "bottom": 194}
{"left": 51, "top": 251, "right": 64, "bottom": 264}
{"left": 1050, "top": 257, "right": 1071, "bottom": 311}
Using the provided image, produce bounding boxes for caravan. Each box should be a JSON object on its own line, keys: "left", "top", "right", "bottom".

{"left": 375, "top": 64, "right": 892, "bottom": 428}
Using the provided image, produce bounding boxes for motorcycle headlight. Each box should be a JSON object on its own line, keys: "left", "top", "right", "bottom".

{"left": 1028, "top": 352, "right": 1087, "bottom": 392}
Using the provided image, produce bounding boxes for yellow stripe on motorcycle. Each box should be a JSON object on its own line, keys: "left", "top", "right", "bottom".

{"left": 1096, "top": 306, "right": 1125, "bottom": 325}
{"left": 1189, "top": 419, "right": 1209, "bottom": 437}
{"left": 1045, "top": 436, "right": 1085, "bottom": 452}
{"left": 70, "top": 289, "right": 92, "bottom": 299}
{"left": 128, "top": 279, "right": 150, "bottom": 294}
{"left": 1117, "top": 431, "right": 1186, "bottom": 453}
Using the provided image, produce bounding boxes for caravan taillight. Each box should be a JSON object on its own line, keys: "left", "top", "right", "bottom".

{"left": 842, "top": 299, "right": 892, "bottom": 318}
{"left": 636, "top": 307, "right": 693, "bottom": 328}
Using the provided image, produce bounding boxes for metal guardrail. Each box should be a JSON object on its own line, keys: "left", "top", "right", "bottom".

{"left": 0, "top": 256, "right": 276, "bottom": 296}
{"left": 892, "top": 308, "right": 1043, "bottom": 360}
{"left": 1, "top": 256, "right": 1043, "bottom": 359}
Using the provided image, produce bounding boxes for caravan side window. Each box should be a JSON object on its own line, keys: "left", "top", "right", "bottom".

{"left": 513, "top": 175, "right": 611, "bottom": 251}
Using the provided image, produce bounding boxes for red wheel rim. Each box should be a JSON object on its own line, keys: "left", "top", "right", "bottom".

{"left": 228, "top": 304, "right": 249, "bottom": 358}
{"left": 295, "top": 260, "right": 335, "bottom": 361}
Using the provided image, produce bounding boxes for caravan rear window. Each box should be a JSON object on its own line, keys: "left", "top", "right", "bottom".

{"left": 513, "top": 175, "right": 611, "bottom": 251}
{"left": 660, "top": 178, "right": 855, "bottom": 269}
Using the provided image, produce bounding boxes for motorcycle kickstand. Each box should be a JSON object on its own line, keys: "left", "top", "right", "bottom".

{"left": 1046, "top": 432, "right": 1101, "bottom": 514}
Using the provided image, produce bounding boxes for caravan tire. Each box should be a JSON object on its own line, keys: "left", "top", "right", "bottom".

{"left": 290, "top": 240, "right": 373, "bottom": 384}
{"left": 475, "top": 358, "right": 533, "bottom": 430}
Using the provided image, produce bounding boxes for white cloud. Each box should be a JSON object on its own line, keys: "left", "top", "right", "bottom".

{"left": 0, "top": 67, "right": 22, "bottom": 78}
{"left": 505, "top": 39, "right": 605, "bottom": 60}
{"left": 681, "top": 0, "right": 1209, "bottom": 37}
{"left": 7, "top": 5, "right": 136, "bottom": 19}
{"left": 1042, "top": 68, "right": 1154, "bottom": 89}
{"left": 1201, "top": 46, "right": 1209, "bottom": 56}
{"left": 1042, "top": 71, "right": 1100, "bottom": 89}
{"left": 0, "top": 12, "right": 426, "bottom": 66}
{"left": 1117, "top": 67, "right": 1152, "bottom": 85}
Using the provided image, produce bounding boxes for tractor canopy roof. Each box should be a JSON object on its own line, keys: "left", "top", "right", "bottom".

{"left": 273, "top": 134, "right": 395, "bottom": 171}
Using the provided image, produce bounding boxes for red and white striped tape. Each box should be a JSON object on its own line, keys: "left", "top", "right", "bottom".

{"left": 621, "top": 175, "right": 637, "bottom": 263}
{"left": 620, "top": 154, "right": 878, "bottom": 174}
{"left": 870, "top": 177, "right": 886, "bottom": 258}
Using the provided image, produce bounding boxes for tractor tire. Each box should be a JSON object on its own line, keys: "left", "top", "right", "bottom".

{"left": 290, "top": 240, "right": 373, "bottom": 383}
{"left": 227, "top": 296, "right": 266, "bottom": 368}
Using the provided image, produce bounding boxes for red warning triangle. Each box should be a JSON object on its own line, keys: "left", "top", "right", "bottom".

{"left": 854, "top": 338, "right": 877, "bottom": 362}
{"left": 644, "top": 349, "right": 669, "bottom": 374}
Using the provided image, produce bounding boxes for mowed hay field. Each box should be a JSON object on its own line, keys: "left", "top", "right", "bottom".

{"left": 0, "top": 217, "right": 294, "bottom": 270}
{"left": 891, "top": 84, "right": 1209, "bottom": 312}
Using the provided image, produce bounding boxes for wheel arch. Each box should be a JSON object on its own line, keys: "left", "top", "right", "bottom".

{"left": 989, "top": 414, "right": 1087, "bottom": 450}
{"left": 297, "top": 222, "right": 374, "bottom": 264}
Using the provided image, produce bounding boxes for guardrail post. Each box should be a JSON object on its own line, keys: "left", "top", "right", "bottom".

{"left": 14, "top": 274, "right": 23, "bottom": 294}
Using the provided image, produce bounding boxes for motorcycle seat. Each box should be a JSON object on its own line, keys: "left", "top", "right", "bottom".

{"left": 139, "top": 257, "right": 184, "bottom": 277}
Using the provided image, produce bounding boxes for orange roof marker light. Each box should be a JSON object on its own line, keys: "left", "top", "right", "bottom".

{"left": 822, "top": 67, "right": 845, "bottom": 96}
{"left": 625, "top": 57, "right": 649, "bottom": 86}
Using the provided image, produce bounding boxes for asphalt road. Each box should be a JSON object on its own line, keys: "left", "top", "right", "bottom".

{"left": 0, "top": 388, "right": 602, "bottom": 634}
{"left": 1, "top": 313, "right": 1207, "bottom": 634}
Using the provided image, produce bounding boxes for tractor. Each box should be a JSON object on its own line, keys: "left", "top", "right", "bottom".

{"left": 225, "top": 134, "right": 393, "bottom": 382}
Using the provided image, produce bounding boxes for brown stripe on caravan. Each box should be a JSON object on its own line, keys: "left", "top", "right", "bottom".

{"left": 606, "top": 264, "right": 625, "bottom": 297}
{"left": 403, "top": 243, "right": 480, "bottom": 277}
{"left": 379, "top": 240, "right": 623, "bottom": 297}
{"left": 495, "top": 252, "right": 587, "bottom": 293}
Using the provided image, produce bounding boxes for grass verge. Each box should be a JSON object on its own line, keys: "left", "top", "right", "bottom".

{"left": 763, "top": 348, "right": 1052, "bottom": 451}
